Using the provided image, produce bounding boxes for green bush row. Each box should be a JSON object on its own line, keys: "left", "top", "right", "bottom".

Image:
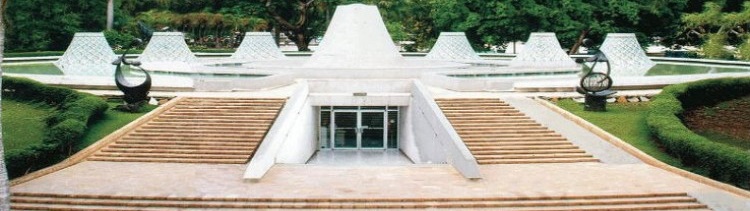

{"left": 4, "top": 51, "right": 64, "bottom": 58}
{"left": 2, "top": 76, "right": 108, "bottom": 178}
{"left": 646, "top": 77, "right": 750, "bottom": 189}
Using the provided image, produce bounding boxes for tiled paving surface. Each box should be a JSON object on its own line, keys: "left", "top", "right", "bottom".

{"left": 8, "top": 161, "right": 734, "bottom": 199}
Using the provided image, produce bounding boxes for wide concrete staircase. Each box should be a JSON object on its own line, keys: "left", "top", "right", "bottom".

{"left": 10, "top": 192, "right": 710, "bottom": 210}
{"left": 436, "top": 98, "right": 598, "bottom": 165}
{"left": 88, "top": 97, "right": 285, "bottom": 164}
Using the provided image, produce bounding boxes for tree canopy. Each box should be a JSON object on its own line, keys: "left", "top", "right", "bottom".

{"left": 1, "top": 0, "right": 746, "bottom": 54}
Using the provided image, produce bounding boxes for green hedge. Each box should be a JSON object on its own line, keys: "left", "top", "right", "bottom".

{"left": 4, "top": 51, "right": 64, "bottom": 58}
{"left": 646, "top": 77, "right": 750, "bottom": 189}
{"left": 2, "top": 76, "right": 108, "bottom": 178}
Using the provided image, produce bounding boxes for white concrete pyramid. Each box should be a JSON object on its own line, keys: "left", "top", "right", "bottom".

{"left": 600, "top": 33, "right": 655, "bottom": 76}
{"left": 54, "top": 32, "right": 117, "bottom": 76}
{"left": 426, "top": 32, "right": 481, "bottom": 61}
{"left": 138, "top": 32, "right": 198, "bottom": 63}
{"left": 304, "top": 4, "right": 404, "bottom": 68}
{"left": 509, "top": 32, "right": 576, "bottom": 68}
{"left": 231, "top": 32, "right": 285, "bottom": 60}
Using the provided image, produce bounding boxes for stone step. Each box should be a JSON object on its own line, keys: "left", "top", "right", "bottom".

{"left": 150, "top": 118, "right": 273, "bottom": 124}
{"left": 468, "top": 145, "right": 580, "bottom": 151}
{"left": 107, "top": 143, "right": 254, "bottom": 151}
{"left": 445, "top": 113, "right": 526, "bottom": 118}
{"left": 451, "top": 122, "right": 543, "bottom": 128}
{"left": 135, "top": 125, "right": 268, "bottom": 134}
{"left": 10, "top": 192, "right": 707, "bottom": 210}
{"left": 173, "top": 105, "right": 283, "bottom": 109}
{"left": 100, "top": 148, "right": 251, "bottom": 155}
{"left": 87, "top": 157, "right": 247, "bottom": 164}
{"left": 92, "top": 152, "right": 249, "bottom": 160}
{"left": 156, "top": 115, "right": 277, "bottom": 120}
{"left": 474, "top": 153, "right": 594, "bottom": 160}
{"left": 462, "top": 136, "right": 568, "bottom": 142}
{"left": 460, "top": 134, "right": 562, "bottom": 140}
{"left": 455, "top": 125, "right": 547, "bottom": 131}
{"left": 120, "top": 136, "right": 259, "bottom": 142}
{"left": 144, "top": 122, "right": 265, "bottom": 127}
{"left": 471, "top": 149, "right": 586, "bottom": 155}
{"left": 130, "top": 130, "right": 267, "bottom": 137}
{"left": 163, "top": 111, "right": 280, "bottom": 116}
{"left": 478, "top": 157, "right": 600, "bottom": 164}
{"left": 138, "top": 125, "right": 269, "bottom": 131}
{"left": 448, "top": 116, "right": 537, "bottom": 123}
{"left": 465, "top": 141, "right": 573, "bottom": 147}
{"left": 169, "top": 108, "right": 282, "bottom": 113}
{"left": 113, "top": 140, "right": 255, "bottom": 147}
{"left": 182, "top": 98, "right": 285, "bottom": 102}
{"left": 457, "top": 130, "right": 552, "bottom": 135}
{"left": 442, "top": 109, "right": 519, "bottom": 114}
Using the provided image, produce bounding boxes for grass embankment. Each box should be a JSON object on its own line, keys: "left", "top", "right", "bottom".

{"left": 555, "top": 99, "right": 686, "bottom": 168}
{"left": 77, "top": 102, "right": 156, "bottom": 150}
{"left": 1, "top": 99, "right": 53, "bottom": 151}
{"left": 3, "top": 99, "right": 155, "bottom": 152}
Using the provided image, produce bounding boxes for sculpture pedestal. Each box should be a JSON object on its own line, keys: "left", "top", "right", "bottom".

{"left": 583, "top": 90, "right": 616, "bottom": 112}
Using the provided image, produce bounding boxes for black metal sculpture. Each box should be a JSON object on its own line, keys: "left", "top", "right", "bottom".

{"left": 112, "top": 39, "right": 152, "bottom": 112}
{"left": 575, "top": 39, "right": 616, "bottom": 111}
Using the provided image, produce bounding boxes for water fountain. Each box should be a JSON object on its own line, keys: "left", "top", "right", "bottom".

{"left": 599, "top": 33, "right": 655, "bottom": 76}
{"left": 509, "top": 32, "right": 577, "bottom": 69}
{"left": 231, "top": 32, "right": 285, "bottom": 60}
{"left": 425, "top": 32, "right": 481, "bottom": 61}
{"left": 54, "top": 32, "right": 117, "bottom": 76}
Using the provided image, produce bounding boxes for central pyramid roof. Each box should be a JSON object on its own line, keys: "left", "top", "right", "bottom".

{"left": 304, "top": 4, "right": 404, "bottom": 69}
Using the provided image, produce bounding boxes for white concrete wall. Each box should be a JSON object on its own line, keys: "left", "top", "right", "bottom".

{"left": 275, "top": 99, "right": 317, "bottom": 163}
{"left": 408, "top": 80, "right": 482, "bottom": 179}
{"left": 194, "top": 73, "right": 295, "bottom": 91}
{"left": 397, "top": 105, "right": 421, "bottom": 163}
{"left": 244, "top": 81, "right": 310, "bottom": 182}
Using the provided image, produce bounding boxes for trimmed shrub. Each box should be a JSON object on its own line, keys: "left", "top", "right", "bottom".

{"left": 647, "top": 77, "right": 750, "bottom": 189}
{"left": 2, "top": 76, "right": 108, "bottom": 178}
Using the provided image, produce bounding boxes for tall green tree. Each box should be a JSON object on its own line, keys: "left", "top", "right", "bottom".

{"left": 5, "top": 0, "right": 107, "bottom": 51}
{"left": 429, "top": 0, "right": 687, "bottom": 53}
{"left": 683, "top": 1, "right": 750, "bottom": 59}
{"left": 0, "top": 0, "right": 10, "bottom": 209}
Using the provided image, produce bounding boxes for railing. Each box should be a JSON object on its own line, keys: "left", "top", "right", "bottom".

{"left": 409, "top": 80, "right": 482, "bottom": 179}
{"left": 243, "top": 81, "right": 310, "bottom": 182}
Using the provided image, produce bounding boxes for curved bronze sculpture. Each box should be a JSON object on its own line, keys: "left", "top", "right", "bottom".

{"left": 112, "top": 40, "right": 152, "bottom": 112}
{"left": 575, "top": 38, "right": 616, "bottom": 111}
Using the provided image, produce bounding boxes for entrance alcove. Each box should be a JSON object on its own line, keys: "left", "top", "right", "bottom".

{"left": 243, "top": 79, "right": 481, "bottom": 181}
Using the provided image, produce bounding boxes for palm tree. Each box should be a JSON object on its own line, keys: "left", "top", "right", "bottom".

{"left": 0, "top": 0, "right": 11, "bottom": 209}
{"left": 107, "top": 0, "right": 114, "bottom": 30}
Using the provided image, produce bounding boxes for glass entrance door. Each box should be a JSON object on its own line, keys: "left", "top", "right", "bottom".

{"left": 360, "top": 112, "right": 385, "bottom": 148}
{"left": 332, "top": 110, "right": 386, "bottom": 149}
{"left": 323, "top": 106, "right": 397, "bottom": 150}
{"left": 333, "top": 112, "right": 358, "bottom": 148}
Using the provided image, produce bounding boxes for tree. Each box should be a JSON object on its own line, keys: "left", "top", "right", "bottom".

{"left": 107, "top": 0, "right": 114, "bottom": 30}
{"left": 0, "top": 0, "right": 10, "bottom": 209}
{"left": 5, "top": 0, "right": 107, "bottom": 51}
{"left": 682, "top": 1, "right": 750, "bottom": 59}
{"left": 429, "top": 0, "right": 687, "bottom": 53}
{"left": 263, "top": 0, "right": 317, "bottom": 51}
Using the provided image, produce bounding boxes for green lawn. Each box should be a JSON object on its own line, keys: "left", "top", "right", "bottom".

{"left": 2, "top": 63, "right": 64, "bottom": 75}
{"left": 76, "top": 102, "right": 156, "bottom": 150}
{"left": 1, "top": 99, "right": 53, "bottom": 151}
{"left": 3, "top": 99, "right": 156, "bottom": 152}
{"left": 554, "top": 99, "right": 687, "bottom": 168}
